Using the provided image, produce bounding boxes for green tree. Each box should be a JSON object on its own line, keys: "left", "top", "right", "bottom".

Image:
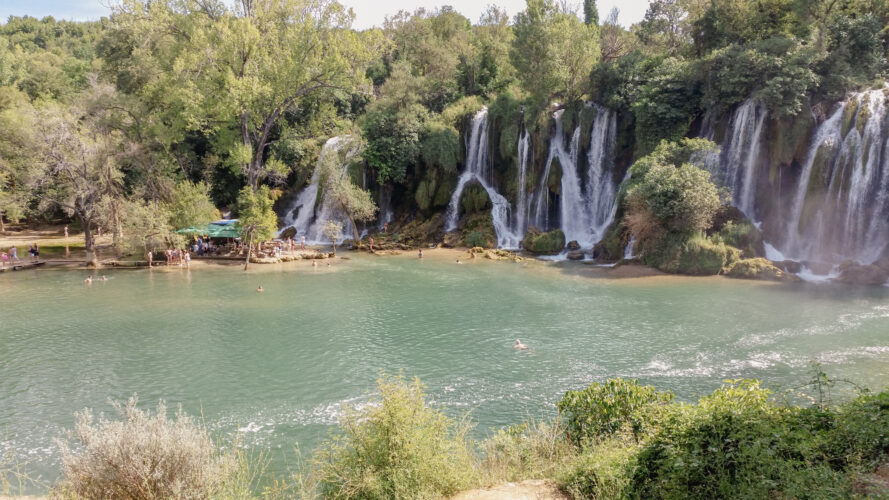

{"left": 323, "top": 220, "right": 343, "bottom": 255}
{"left": 511, "top": 1, "right": 599, "bottom": 104}
{"left": 627, "top": 138, "right": 721, "bottom": 234}
{"left": 236, "top": 185, "right": 278, "bottom": 269}
{"left": 318, "top": 136, "right": 376, "bottom": 241}
{"left": 584, "top": 0, "right": 599, "bottom": 26}
{"left": 111, "top": 0, "right": 373, "bottom": 190}
{"left": 166, "top": 181, "right": 219, "bottom": 230}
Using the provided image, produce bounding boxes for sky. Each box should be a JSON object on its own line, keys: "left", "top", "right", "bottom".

{"left": 1, "top": 0, "right": 652, "bottom": 27}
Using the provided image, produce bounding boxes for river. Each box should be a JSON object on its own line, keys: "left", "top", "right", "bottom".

{"left": 2, "top": 253, "right": 889, "bottom": 489}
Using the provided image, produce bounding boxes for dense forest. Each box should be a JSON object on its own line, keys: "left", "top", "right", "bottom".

{"left": 1, "top": 0, "right": 888, "bottom": 273}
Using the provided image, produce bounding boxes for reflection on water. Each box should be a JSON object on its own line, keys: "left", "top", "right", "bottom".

{"left": 2, "top": 256, "right": 889, "bottom": 489}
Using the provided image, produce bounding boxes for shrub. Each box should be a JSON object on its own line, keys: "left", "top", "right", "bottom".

{"left": 478, "top": 420, "right": 576, "bottom": 485}
{"left": 557, "top": 379, "right": 674, "bottom": 445}
{"left": 717, "top": 219, "right": 764, "bottom": 258}
{"left": 420, "top": 121, "right": 460, "bottom": 173}
{"left": 313, "top": 375, "right": 476, "bottom": 500}
{"left": 465, "top": 230, "right": 493, "bottom": 249}
{"left": 675, "top": 236, "right": 738, "bottom": 275}
{"left": 629, "top": 380, "right": 852, "bottom": 500}
{"left": 56, "top": 397, "right": 245, "bottom": 500}
{"left": 559, "top": 437, "right": 638, "bottom": 500}
{"left": 523, "top": 227, "right": 565, "bottom": 254}
{"left": 832, "top": 391, "right": 889, "bottom": 469}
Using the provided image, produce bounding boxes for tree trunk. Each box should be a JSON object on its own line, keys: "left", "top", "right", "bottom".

{"left": 82, "top": 217, "right": 98, "bottom": 268}
{"left": 0, "top": 212, "right": 5, "bottom": 233}
{"left": 112, "top": 201, "right": 122, "bottom": 256}
{"left": 347, "top": 211, "right": 359, "bottom": 242}
{"left": 243, "top": 232, "right": 254, "bottom": 271}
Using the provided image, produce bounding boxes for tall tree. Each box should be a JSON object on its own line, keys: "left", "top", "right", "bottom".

{"left": 511, "top": 0, "right": 599, "bottom": 104}
{"left": 111, "top": 0, "right": 374, "bottom": 190}
{"left": 25, "top": 102, "right": 128, "bottom": 266}
{"left": 318, "top": 136, "right": 376, "bottom": 241}
{"left": 584, "top": 0, "right": 599, "bottom": 26}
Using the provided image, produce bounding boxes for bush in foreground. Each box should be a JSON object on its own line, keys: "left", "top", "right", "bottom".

{"left": 312, "top": 374, "right": 476, "bottom": 500}
{"left": 56, "top": 396, "right": 248, "bottom": 500}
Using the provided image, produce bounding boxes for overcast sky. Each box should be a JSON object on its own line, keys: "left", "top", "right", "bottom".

{"left": 1, "top": 0, "right": 651, "bottom": 27}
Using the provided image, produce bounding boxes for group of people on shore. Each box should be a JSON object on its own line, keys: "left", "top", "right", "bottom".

{"left": 161, "top": 248, "right": 191, "bottom": 268}
{"left": 1, "top": 244, "right": 40, "bottom": 267}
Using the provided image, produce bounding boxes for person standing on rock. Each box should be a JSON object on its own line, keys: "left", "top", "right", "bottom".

{"left": 146, "top": 250, "right": 153, "bottom": 268}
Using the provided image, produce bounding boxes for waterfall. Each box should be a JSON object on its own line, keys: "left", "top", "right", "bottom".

{"left": 277, "top": 136, "right": 356, "bottom": 244}
{"left": 513, "top": 129, "right": 531, "bottom": 241}
{"left": 707, "top": 99, "right": 768, "bottom": 219}
{"left": 586, "top": 104, "right": 619, "bottom": 240}
{"left": 531, "top": 106, "right": 620, "bottom": 249}
{"left": 776, "top": 88, "right": 889, "bottom": 264}
{"left": 624, "top": 235, "right": 636, "bottom": 260}
{"left": 444, "top": 107, "right": 522, "bottom": 248}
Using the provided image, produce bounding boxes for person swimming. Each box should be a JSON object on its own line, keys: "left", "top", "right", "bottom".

{"left": 514, "top": 339, "right": 528, "bottom": 350}
{"left": 257, "top": 285, "right": 263, "bottom": 292}
{"left": 84, "top": 275, "right": 93, "bottom": 284}
{"left": 100, "top": 275, "right": 108, "bottom": 281}
{"left": 456, "top": 259, "right": 462, "bottom": 264}
{"left": 312, "top": 260, "right": 318, "bottom": 267}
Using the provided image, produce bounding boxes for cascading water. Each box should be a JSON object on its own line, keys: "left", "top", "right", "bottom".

{"left": 531, "top": 106, "right": 620, "bottom": 249}
{"left": 775, "top": 88, "right": 889, "bottom": 265}
{"left": 586, "top": 104, "right": 619, "bottom": 240}
{"left": 278, "top": 136, "right": 356, "bottom": 244}
{"left": 445, "top": 107, "right": 522, "bottom": 248}
{"left": 512, "top": 129, "right": 531, "bottom": 241}
{"left": 705, "top": 99, "right": 768, "bottom": 220}
{"left": 624, "top": 235, "right": 637, "bottom": 260}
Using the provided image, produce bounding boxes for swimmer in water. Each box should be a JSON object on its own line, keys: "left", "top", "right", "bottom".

{"left": 100, "top": 275, "right": 108, "bottom": 281}
{"left": 418, "top": 248, "right": 423, "bottom": 259}
{"left": 312, "top": 260, "right": 318, "bottom": 267}
{"left": 456, "top": 259, "right": 462, "bottom": 264}
{"left": 326, "top": 261, "right": 330, "bottom": 267}
{"left": 84, "top": 275, "right": 93, "bottom": 284}
{"left": 257, "top": 285, "right": 263, "bottom": 292}
{"left": 514, "top": 339, "right": 528, "bottom": 350}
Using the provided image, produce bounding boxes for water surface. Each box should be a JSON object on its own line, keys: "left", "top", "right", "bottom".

{"left": 2, "top": 255, "right": 889, "bottom": 488}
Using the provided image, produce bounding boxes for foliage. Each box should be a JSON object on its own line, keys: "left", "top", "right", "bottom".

{"left": 312, "top": 374, "right": 476, "bottom": 499}
{"left": 56, "top": 396, "right": 247, "bottom": 500}
{"left": 479, "top": 420, "right": 577, "bottom": 485}
{"left": 627, "top": 140, "right": 722, "bottom": 234}
{"left": 632, "top": 58, "right": 700, "bottom": 154}
{"left": 522, "top": 227, "right": 565, "bottom": 254}
{"left": 629, "top": 380, "right": 853, "bottom": 499}
{"left": 510, "top": 0, "right": 599, "bottom": 104}
{"left": 559, "top": 436, "right": 638, "bottom": 500}
{"left": 166, "top": 181, "right": 219, "bottom": 230}
{"left": 236, "top": 185, "right": 279, "bottom": 243}
{"left": 324, "top": 220, "right": 343, "bottom": 253}
{"left": 699, "top": 37, "right": 818, "bottom": 117}
{"left": 319, "top": 136, "right": 376, "bottom": 240}
{"left": 558, "top": 379, "right": 675, "bottom": 445}
{"left": 420, "top": 121, "right": 460, "bottom": 173}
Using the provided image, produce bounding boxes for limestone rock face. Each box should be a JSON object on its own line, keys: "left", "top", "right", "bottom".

{"left": 566, "top": 240, "right": 581, "bottom": 250}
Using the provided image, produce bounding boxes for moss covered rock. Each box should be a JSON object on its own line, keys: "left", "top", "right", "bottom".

{"left": 726, "top": 258, "right": 792, "bottom": 281}
{"left": 644, "top": 234, "right": 739, "bottom": 275}
{"left": 523, "top": 227, "right": 566, "bottom": 254}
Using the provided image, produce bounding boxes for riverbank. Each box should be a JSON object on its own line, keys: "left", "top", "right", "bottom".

{"left": 0, "top": 225, "right": 673, "bottom": 280}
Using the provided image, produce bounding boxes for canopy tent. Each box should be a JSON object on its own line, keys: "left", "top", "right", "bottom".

{"left": 176, "top": 219, "right": 240, "bottom": 238}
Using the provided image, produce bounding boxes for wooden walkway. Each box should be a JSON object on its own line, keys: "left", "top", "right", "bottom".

{"left": 0, "top": 260, "right": 45, "bottom": 272}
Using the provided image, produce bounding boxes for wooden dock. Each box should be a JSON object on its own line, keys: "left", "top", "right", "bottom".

{"left": 0, "top": 260, "right": 46, "bottom": 272}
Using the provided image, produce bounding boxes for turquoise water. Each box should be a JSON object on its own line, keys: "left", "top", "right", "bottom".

{"left": 2, "top": 255, "right": 889, "bottom": 489}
